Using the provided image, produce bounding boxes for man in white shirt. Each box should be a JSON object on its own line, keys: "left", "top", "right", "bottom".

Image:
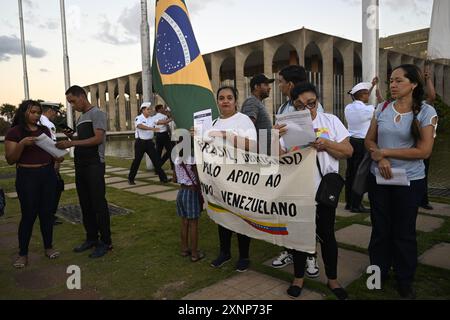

{"left": 40, "top": 102, "right": 64, "bottom": 225}
{"left": 153, "top": 104, "right": 174, "bottom": 168}
{"left": 128, "top": 103, "right": 169, "bottom": 185}
{"left": 344, "top": 78, "right": 380, "bottom": 213}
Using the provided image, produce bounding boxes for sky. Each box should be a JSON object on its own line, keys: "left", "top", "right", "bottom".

{"left": 0, "top": 0, "right": 434, "bottom": 106}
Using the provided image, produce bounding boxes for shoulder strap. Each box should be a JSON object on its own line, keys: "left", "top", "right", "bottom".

{"left": 381, "top": 100, "right": 390, "bottom": 112}
{"left": 180, "top": 162, "right": 199, "bottom": 189}
{"left": 316, "top": 157, "right": 324, "bottom": 179}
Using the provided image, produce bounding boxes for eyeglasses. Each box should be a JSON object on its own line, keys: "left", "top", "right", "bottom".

{"left": 293, "top": 99, "right": 317, "bottom": 110}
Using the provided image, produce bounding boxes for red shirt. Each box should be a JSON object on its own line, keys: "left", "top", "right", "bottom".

{"left": 5, "top": 126, "right": 54, "bottom": 165}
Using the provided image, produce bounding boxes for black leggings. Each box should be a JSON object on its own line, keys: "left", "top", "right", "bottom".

{"left": 16, "top": 165, "right": 57, "bottom": 256}
{"left": 218, "top": 225, "right": 251, "bottom": 260}
{"left": 292, "top": 203, "right": 338, "bottom": 279}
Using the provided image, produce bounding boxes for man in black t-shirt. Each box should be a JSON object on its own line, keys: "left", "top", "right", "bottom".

{"left": 56, "top": 85, "right": 112, "bottom": 259}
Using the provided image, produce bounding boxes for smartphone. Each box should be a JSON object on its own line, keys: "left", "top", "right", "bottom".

{"left": 57, "top": 123, "right": 75, "bottom": 134}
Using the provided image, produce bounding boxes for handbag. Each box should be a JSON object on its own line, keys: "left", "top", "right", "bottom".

{"left": 352, "top": 151, "right": 372, "bottom": 196}
{"left": 180, "top": 162, "right": 205, "bottom": 209}
{"left": 351, "top": 100, "right": 391, "bottom": 196}
{"left": 315, "top": 158, "right": 345, "bottom": 208}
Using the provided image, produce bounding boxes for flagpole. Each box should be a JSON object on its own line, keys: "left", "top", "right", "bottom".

{"left": 18, "top": 0, "right": 30, "bottom": 100}
{"left": 362, "top": 0, "right": 379, "bottom": 106}
{"left": 59, "top": 0, "right": 74, "bottom": 157}
{"left": 140, "top": 0, "right": 153, "bottom": 104}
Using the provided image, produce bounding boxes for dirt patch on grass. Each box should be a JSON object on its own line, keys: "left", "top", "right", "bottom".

{"left": 153, "top": 281, "right": 186, "bottom": 300}
{"left": 44, "top": 288, "right": 103, "bottom": 300}
{"left": 0, "top": 223, "right": 18, "bottom": 234}
{"left": 15, "top": 264, "right": 67, "bottom": 290}
{"left": 0, "top": 235, "right": 17, "bottom": 249}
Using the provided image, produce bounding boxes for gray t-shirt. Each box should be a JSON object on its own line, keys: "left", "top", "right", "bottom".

{"left": 75, "top": 106, "right": 107, "bottom": 165}
{"left": 370, "top": 101, "right": 437, "bottom": 181}
{"left": 241, "top": 95, "right": 273, "bottom": 154}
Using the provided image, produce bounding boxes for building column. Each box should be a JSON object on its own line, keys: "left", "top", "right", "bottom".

{"left": 210, "top": 53, "right": 222, "bottom": 96}
{"left": 444, "top": 66, "right": 450, "bottom": 105}
{"left": 89, "top": 85, "right": 98, "bottom": 106}
{"left": 129, "top": 75, "right": 140, "bottom": 129}
{"left": 107, "top": 80, "right": 117, "bottom": 131}
{"left": 390, "top": 53, "right": 402, "bottom": 69}
{"left": 341, "top": 42, "right": 354, "bottom": 106}
{"left": 235, "top": 47, "right": 245, "bottom": 108}
{"left": 264, "top": 39, "right": 276, "bottom": 117}
{"left": 118, "top": 77, "right": 128, "bottom": 131}
{"left": 434, "top": 64, "right": 444, "bottom": 98}
{"left": 378, "top": 49, "right": 388, "bottom": 101}
{"left": 318, "top": 37, "right": 334, "bottom": 113}
{"left": 98, "top": 82, "right": 107, "bottom": 112}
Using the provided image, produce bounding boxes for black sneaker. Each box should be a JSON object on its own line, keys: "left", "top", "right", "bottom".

{"left": 236, "top": 259, "right": 250, "bottom": 272}
{"left": 128, "top": 179, "right": 136, "bottom": 185}
{"left": 210, "top": 253, "right": 231, "bottom": 268}
{"left": 73, "top": 240, "right": 97, "bottom": 253}
{"left": 89, "top": 242, "right": 113, "bottom": 259}
{"left": 287, "top": 285, "right": 303, "bottom": 298}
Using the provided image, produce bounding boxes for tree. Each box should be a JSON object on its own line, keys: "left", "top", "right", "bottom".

{"left": 0, "top": 104, "right": 17, "bottom": 122}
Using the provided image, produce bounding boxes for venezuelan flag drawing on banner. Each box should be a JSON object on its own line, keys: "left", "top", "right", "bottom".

{"left": 152, "top": 0, "right": 219, "bottom": 129}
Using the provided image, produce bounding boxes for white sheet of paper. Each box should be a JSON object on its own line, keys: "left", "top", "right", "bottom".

{"left": 375, "top": 168, "right": 410, "bottom": 186}
{"left": 35, "top": 134, "right": 68, "bottom": 158}
{"left": 193, "top": 109, "right": 213, "bottom": 139}
{"left": 275, "top": 110, "right": 316, "bottom": 149}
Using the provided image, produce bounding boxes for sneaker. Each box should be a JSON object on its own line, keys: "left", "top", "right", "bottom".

{"left": 271, "top": 251, "right": 293, "bottom": 268}
{"left": 128, "top": 179, "right": 136, "bottom": 185}
{"left": 89, "top": 242, "right": 113, "bottom": 259}
{"left": 210, "top": 253, "right": 231, "bottom": 268}
{"left": 305, "top": 256, "right": 320, "bottom": 278}
{"left": 73, "top": 240, "right": 97, "bottom": 253}
{"left": 236, "top": 259, "right": 250, "bottom": 272}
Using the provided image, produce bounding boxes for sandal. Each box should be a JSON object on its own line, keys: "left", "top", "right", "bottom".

{"left": 13, "top": 255, "right": 28, "bottom": 269}
{"left": 181, "top": 249, "right": 191, "bottom": 257}
{"left": 191, "top": 251, "right": 205, "bottom": 262}
{"left": 45, "top": 249, "right": 60, "bottom": 259}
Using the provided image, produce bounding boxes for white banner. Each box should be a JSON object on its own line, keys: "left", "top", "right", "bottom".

{"left": 194, "top": 138, "right": 317, "bottom": 254}
{"left": 428, "top": 0, "right": 450, "bottom": 60}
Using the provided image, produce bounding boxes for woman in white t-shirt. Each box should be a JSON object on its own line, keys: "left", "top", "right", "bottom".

{"left": 209, "top": 86, "right": 258, "bottom": 273}
{"left": 278, "top": 83, "right": 353, "bottom": 300}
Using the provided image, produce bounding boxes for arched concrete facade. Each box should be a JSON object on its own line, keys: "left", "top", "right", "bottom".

{"left": 84, "top": 27, "right": 450, "bottom": 132}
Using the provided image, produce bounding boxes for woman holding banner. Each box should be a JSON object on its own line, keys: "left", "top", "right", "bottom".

{"left": 278, "top": 83, "right": 353, "bottom": 300}
{"left": 208, "top": 86, "right": 258, "bottom": 272}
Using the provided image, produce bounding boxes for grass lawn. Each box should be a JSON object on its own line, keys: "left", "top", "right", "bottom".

{"left": 1, "top": 142, "right": 449, "bottom": 300}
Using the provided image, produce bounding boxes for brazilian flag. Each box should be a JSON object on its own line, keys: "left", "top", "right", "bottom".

{"left": 152, "top": 0, "right": 219, "bottom": 129}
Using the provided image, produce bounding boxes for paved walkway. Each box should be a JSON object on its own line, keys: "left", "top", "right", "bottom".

{"left": 3, "top": 162, "right": 450, "bottom": 300}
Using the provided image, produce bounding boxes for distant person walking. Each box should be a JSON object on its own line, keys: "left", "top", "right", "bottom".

{"left": 128, "top": 103, "right": 169, "bottom": 185}
{"left": 153, "top": 104, "right": 175, "bottom": 169}
{"left": 56, "top": 86, "right": 112, "bottom": 259}
{"left": 5, "top": 100, "right": 62, "bottom": 268}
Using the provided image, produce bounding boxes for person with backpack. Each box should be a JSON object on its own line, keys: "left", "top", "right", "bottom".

{"left": 365, "top": 64, "right": 438, "bottom": 299}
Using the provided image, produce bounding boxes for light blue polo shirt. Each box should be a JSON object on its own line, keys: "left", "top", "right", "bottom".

{"left": 370, "top": 101, "right": 438, "bottom": 181}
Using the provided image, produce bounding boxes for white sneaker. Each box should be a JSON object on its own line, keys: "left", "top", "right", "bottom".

{"left": 271, "top": 251, "right": 293, "bottom": 268}
{"left": 305, "top": 256, "right": 319, "bottom": 278}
